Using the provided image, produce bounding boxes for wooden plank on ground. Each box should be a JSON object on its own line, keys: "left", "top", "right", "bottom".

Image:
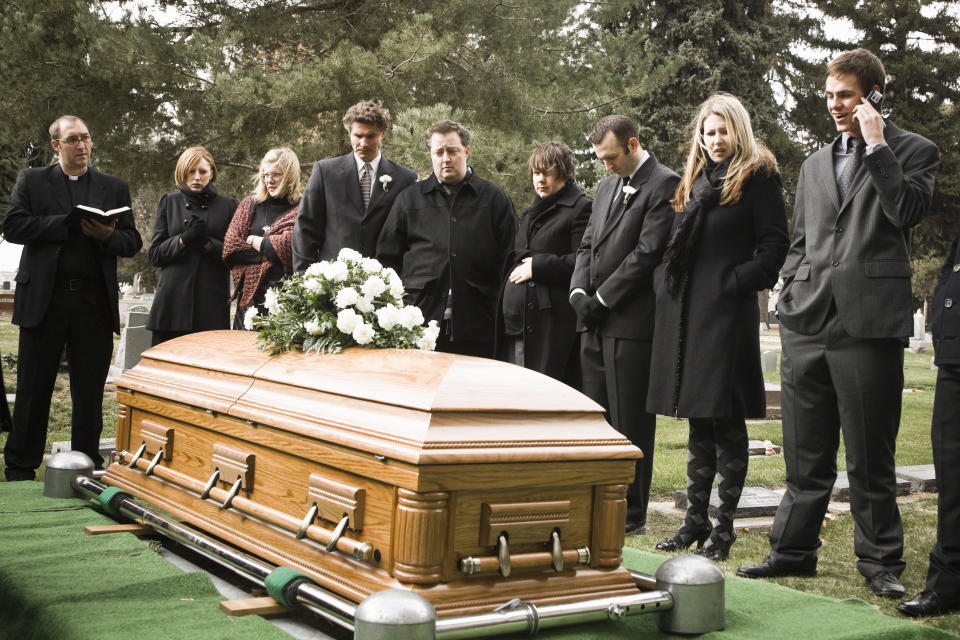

{"left": 84, "top": 523, "right": 153, "bottom": 536}
{"left": 219, "top": 597, "right": 291, "bottom": 617}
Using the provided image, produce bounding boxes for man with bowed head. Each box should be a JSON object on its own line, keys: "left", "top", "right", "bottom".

{"left": 293, "top": 100, "right": 417, "bottom": 270}
{"left": 3, "top": 115, "right": 142, "bottom": 480}
{"left": 377, "top": 120, "right": 516, "bottom": 357}
{"left": 570, "top": 114, "right": 679, "bottom": 535}
{"left": 738, "top": 48, "right": 939, "bottom": 600}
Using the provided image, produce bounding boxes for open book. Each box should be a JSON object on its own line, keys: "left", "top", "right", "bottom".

{"left": 70, "top": 204, "right": 131, "bottom": 223}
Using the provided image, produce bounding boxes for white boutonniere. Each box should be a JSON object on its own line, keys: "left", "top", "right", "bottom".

{"left": 622, "top": 185, "right": 637, "bottom": 205}
{"left": 380, "top": 175, "right": 393, "bottom": 192}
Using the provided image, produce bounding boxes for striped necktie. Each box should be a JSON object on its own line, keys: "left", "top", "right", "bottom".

{"left": 360, "top": 163, "right": 373, "bottom": 209}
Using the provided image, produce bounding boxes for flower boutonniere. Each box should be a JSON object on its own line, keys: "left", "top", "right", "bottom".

{"left": 380, "top": 175, "right": 393, "bottom": 192}
{"left": 622, "top": 185, "right": 637, "bottom": 205}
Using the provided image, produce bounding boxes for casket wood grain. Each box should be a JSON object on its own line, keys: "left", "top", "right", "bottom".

{"left": 106, "top": 331, "right": 641, "bottom": 616}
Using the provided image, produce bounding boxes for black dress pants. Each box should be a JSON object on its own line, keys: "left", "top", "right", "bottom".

{"left": 4, "top": 288, "right": 114, "bottom": 479}
{"left": 580, "top": 330, "right": 655, "bottom": 526}
{"left": 770, "top": 313, "right": 905, "bottom": 579}
{"left": 927, "top": 364, "right": 960, "bottom": 597}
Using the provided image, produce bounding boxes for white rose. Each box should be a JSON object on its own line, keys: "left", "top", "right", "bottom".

{"left": 417, "top": 335, "right": 437, "bottom": 351}
{"left": 303, "top": 319, "right": 323, "bottom": 335}
{"left": 326, "top": 260, "right": 349, "bottom": 282}
{"left": 356, "top": 294, "right": 374, "bottom": 313}
{"left": 305, "top": 262, "right": 326, "bottom": 277}
{"left": 337, "top": 247, "right": 363, "bottom": 263}
{"left": 361, "top": 275, "right": 387, "bottom": 299}
{"left": 335, "top": 287, "right": 360, "bottom": 308}
{"left": 375, "top": 304, "right": 399, "bottom": 330}
{"left": 424, "top": 319, "right": 440, "bottom": 341}
{"left": 303, "top": 277, "right": 323, "bottom": 293}
{"left": 352, "top": 321, "right": 375, "bottom": 345}
{"left": 264, "top": 288, "right": 281, "bottom": 315}
{"left": 399, "top": 304, "right": 424, "bottom": 330}
{"left": 336, "top": 308, "right": 360, "bottom": 334}
{"left": 360, "top": 257, "right": 382, "bottom": 273}
{"left": 243, "top": 307, "right": 259, "bottom": 330}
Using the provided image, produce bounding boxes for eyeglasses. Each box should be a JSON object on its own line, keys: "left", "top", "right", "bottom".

{"left": 261, "top": 172, "right": 283, "bottom": 181}
{"left": 56, "top": 134, "right": 91, "bottom": 146}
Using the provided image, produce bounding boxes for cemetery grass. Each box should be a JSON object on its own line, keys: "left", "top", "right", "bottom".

{"left": 0, "top": 316, "right": 119, "bottom": 480}
{"left": 637, "top": 344, "right": 959, "bottom": 634}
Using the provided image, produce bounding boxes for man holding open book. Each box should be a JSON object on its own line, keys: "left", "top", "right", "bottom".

{"left": 2, "top": 115, "right": 142, "bottom": 480}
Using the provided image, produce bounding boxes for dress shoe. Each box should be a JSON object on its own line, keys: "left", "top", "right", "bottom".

{"left": 866, "top": 571, "right": 905, "bottom": 598}
{"left": 655, "top": 527, "right": 710, "bottom": 552}
{"left": 897, "top": 590, "right": 960, "bottom": 617}
{"left": 625, "top": 520, "right": 645, "bottom": 536}
{"left": 696, "top": 535, "right": 735, "bottom": 562}
{"left": 736, "top": 556, "right": 817, "bottom": 579}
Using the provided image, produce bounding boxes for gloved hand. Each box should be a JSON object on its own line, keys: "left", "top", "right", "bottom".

{"left": 571, "top": 292, "right": 606, "bottom": 329}
{"left": 180, "top": 214, "right": 208, "bottom": 247}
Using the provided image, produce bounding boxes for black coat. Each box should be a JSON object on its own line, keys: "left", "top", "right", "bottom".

{"left": 496, "top": 182, "right": 591, "bottom": 383}
{"left": 647, "top": 171, "right": 788, "bottom": 418}
{"left": 146, "top": 186, "right": 239, "bottom": 332}
{"left": 4, "top": 165, "right": 142, "bottom": 333}
{"left": 933, "top": 228, "right": 960, "bottom": 366}
{"left": 377, "top": 170, "right": 517, "bottom": 345}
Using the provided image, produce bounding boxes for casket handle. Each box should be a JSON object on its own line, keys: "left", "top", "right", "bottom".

{"left": 296, "top": 503, "right": 319, "bottom": 540}
{"left": 144, "top": 449, "right": 164, "bottom": 476}
{"left": 222, "top": 477, "right": 243, "bottom": 509}
{"left": 200, "top": 468, "right": 220, "bottom": 500}
{"left": 498, "top": 533, "right": 511, "bottom": 578}
{"left": 128, "top": 443, "right": 147, "bottom": 469}
{"left": 325, "top": 515, "right": 350, "bottom": 552}
{"left": 550, "top": 529, "right": 563, "bottom": 572}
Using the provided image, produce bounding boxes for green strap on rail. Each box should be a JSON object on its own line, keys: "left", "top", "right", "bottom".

{"left": 97, "top": 487, "right": 132, "bottom": 518}
{"left": 265, "top": 566, "right": 317, "bottom": 608}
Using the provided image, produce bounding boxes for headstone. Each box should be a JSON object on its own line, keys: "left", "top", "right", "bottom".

{"left": 761, "top": 351, "right": 778, "bottom": 372}
{"left": 765, "top": 382, "right": 781, "bottom": 419}
{"left": 114, "top": 306, "right": 152, "bottom": 371}
{"left": 896, "top": 464, "right": 937, "bottom": 492}
{"left": 758, "top": 290, "right": 770, "bottom": 331}
{"left": 133, "top": 272, "right": 142, "bottom": 295}
{"left": 831, "top": 471, "right": 911, "bottom": 501}
{"left": 50, "top": 438, "right": 116, "bottom": 461}
{"left": 748, "top": 439, "right": 781, "bottom": 456}
{"left": 674, "top": 486, "right": 783, "bottom": 518}
{"left": 910, "top": 309, "right": 930, "bottom": 352}
{"left": 2, "top": 281, "right": 9, "bottom": 290}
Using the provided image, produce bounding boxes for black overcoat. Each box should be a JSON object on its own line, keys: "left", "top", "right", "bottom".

{"left": 647, "top": 171, "right": 788, "bottom": 418}
{"left": 495, "top": 183, "right": 591, "bottom": 384}
{"left": 146, "top": 187, "right": 239, "bottom": 332}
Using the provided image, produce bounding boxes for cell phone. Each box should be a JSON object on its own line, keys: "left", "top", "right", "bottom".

{"left": 866, "top": 89, "right": 883, "bottom": 112}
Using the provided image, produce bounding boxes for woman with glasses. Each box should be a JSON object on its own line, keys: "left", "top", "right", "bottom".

{"left": 223, "top": 147, "right": 302, "bottom": 329}
{"left": 648, "top": 94, "right": 788, "bottom": 560}
{"left": 146, "top": 145, "right": 239, "bottom": 345}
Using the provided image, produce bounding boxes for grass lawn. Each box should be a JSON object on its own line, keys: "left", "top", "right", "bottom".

{"left": 0, "top": 322, "right": 955, "bottom": 634}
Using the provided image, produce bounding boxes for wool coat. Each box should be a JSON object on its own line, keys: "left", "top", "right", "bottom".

{"left": 495, "top": 182, "right": 591, "bottom": 384}
{"left": 647, "top": 171, "right": 788, "bottom": 419}
{"left": 146, "top": 186, "right": 239, "bottom": 332}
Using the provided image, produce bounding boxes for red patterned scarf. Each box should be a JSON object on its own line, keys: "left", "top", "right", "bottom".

{"left": 223, "top": 195, "right": 299, "bottom": 306}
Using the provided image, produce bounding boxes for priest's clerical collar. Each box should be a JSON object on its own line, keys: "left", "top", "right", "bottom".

{"left": 61, "top": 166, "right": 88, "bottom": 181}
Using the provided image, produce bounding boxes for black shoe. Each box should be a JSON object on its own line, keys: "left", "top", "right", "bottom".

{"left": 897, "top": 590, "right": 960, "bottom": 617}
{"left": 696, "top": 535, "right": 735, "bottom": 562}
{"left": 4, "top": 470, "right": 35, "bottom": 482}
{"left": 866, "top": 571, "right": 905, "bottom": 598}
{"left": 625, "top": 520, "right": 645, "bottom": 536}
{"left": 656, "top": 528, "right": 711, "bottom": 552}
{"left": 736, "top": 556, "right": 817, "bottom": 579}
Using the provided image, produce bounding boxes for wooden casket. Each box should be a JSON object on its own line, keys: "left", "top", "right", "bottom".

{"left": 106, "top": 331, "right": 642, "bottom": 616}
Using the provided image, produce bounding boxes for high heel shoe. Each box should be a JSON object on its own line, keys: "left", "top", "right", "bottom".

{"left": 655, "top": 528, "right": 711, "bottom": 552}
{"left": 696, "top": 534, "right": 735, "bottom": 561}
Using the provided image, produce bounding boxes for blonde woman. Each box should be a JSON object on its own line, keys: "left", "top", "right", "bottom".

{"left": 648, "top": 94, "right": 788, "bottom": 560}
{"left": 147, "top": 145, "right": 239, "bottom": 345}
{"left": 223, "top": 147, "right": 302, "bottom": 328}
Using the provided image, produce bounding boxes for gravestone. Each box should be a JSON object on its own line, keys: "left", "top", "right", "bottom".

{"left": 765, "top": 382, "right": 781, "bottom": 419}
{"left": 896, "top": 465, "right": 937, "bottom": 492}
{"left": 909, "top": 309, "right": 930, "bottom": 352}
{"left": 114, "top": 306, "right": 151, "bottom": 371}
{"left": 50, "top": 438, "right": 115, "bottom": 462}
{"left": 831, "top": 471, "right": 911, "bottom": 501}
{"left": 674, "top": 486, "right": 782, "bottom": 518}
{"left": 761, "top": 351, "right": 778, "bottom": 373}
{"left": 748, "top": 440, "right": 781, "bottom": 456}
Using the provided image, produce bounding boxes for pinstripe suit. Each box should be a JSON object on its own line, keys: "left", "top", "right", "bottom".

{"left": 771, "top": 121, "right": 939, "bottom": 578}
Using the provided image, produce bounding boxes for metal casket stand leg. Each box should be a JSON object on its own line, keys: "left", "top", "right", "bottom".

{"left": 43, "top": 453, "right": 725, "bottom": 639}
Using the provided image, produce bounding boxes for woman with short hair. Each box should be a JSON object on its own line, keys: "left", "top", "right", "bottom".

{"left": 147, "top": 145, "right": 239, "bottom": 345}
{"left": 648, "top": 94, "right": 789, "bottom": 560}
{"left": 497, "top": 141, "right": 591, "bottom": 386}
{"left": 223, "top": 147, "right": 302, "bottom": 329}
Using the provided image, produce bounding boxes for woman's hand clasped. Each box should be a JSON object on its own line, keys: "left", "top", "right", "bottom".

{"left": 246, "top": 234, "right": 263, "bottom": 252}
{"left": 508, "top": 257, "right": 533, "bottom": 283}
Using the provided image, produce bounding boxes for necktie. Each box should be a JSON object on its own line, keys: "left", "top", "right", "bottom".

{"left": 837, "top": 138, "right": 862, "bottom": 202}
{"left": 361, "top": 163, "right": 372, "bottom": 209}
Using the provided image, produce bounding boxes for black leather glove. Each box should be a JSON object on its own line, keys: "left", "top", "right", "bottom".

{"left": 571, "top": 292, "right": 606, "bottom": 329}
{"left": 180, "top": 215, "right": 208, "bottom": 247}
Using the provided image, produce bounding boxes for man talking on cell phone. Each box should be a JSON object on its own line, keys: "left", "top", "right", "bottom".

{"left": 737, "top": 49, "right": 940, "bottom": 599}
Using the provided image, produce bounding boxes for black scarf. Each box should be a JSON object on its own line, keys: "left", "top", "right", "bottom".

{"left": 179, "top": 183, "right": 219, "bottom": 208}
{"left": 662, "top": 161, "right": 728, "bottom": 299}
{"left": 524, "top": 180, "right": 572, "bottom": 220}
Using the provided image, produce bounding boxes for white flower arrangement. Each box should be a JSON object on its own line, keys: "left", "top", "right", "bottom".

{"left": 379, "top": 174, "right": 393, "bottom": 191}
{"left": 251, "top": 247, "right": 440, "bottom": 354}
{"left": 622, "top": 184, "right": 638, "bottom": 205}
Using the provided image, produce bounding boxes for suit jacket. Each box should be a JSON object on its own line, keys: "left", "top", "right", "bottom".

{"left": 292, "top": 153, "right": 417, "bottom": 270}
{"left": 3, "top": 164, "right": 142, "bottom": 333}
{"left": 570, "top": 153, "right": 679, "bottom": 339}
{"left": 778, "top": 121, "right": 939, "bottom": 339}
{"left": 146, "top": 187, "right": 239, "bottom": 332}
{"left": 932, "top": 227, "right": 960, "bottom": 366}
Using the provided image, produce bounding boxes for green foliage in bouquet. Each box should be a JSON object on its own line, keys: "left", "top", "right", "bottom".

{"left": 247, "top": 248, "right": 439, "bottom": 355}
